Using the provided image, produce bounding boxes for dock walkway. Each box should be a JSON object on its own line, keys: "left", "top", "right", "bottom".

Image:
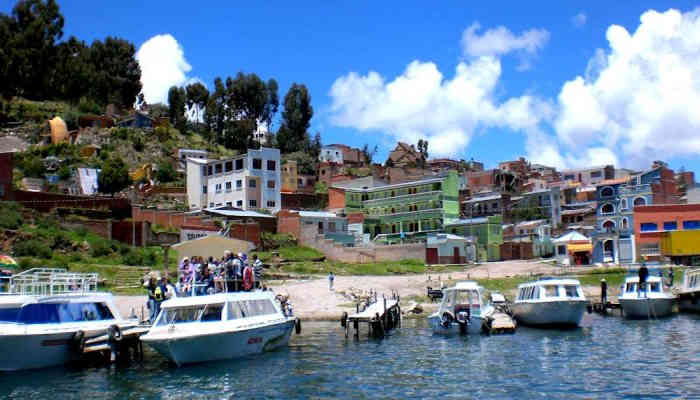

{"left": 343, "top": 295, "right": 401, "bottom": 339}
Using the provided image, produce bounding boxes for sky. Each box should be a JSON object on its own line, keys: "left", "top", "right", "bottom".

{"left": 4, "top": 1, "right": 700, "bottom": 173}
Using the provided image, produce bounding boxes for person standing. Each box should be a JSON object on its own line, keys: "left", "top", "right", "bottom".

{"left": 669, "top": 267, "right": 675, "bottom": 287}
{"left": 252, "top": 255, "right": 264, "bottom": 288}
{"left": 328, "top": 271, "right": 335, "bottom": 291}
{"left": 638, "top": 263, "right": 649, "bottom": 298}
{"left": 600, "top": 278, "right": 608, "bottom": 306}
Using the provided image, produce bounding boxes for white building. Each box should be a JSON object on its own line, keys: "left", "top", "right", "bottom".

{"left": 319, "top": 145, "right": 344, "bottom": 164}
{"left": 186, "top": 147, "right": 281, "bottom": 212}
{"left": 252, "top": 122, "right": 270, "bottom": 145}
{"left": 178, "top": 149, "right": 207, "bottom": 170}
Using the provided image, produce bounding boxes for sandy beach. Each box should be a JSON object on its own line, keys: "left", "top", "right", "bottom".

{"left": 116, "top": 260, "right": 582, "bottom": 321}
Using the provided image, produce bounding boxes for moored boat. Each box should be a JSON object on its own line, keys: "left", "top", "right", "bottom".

{"left": 0, "top": 268, "right": 137, "bottom": 371}
{"left": 512, "top": 278, "right": 587, "bottom": 327}
{"left": 618, "top": 276, "right": 675, "bottom": 319}
{"left": 678, "top": 268, "right": 700, "bottom": 313}
{"left": 428, "top": 281, "right": 494, "bottom": 334}
{"left": 140, "top": 291, "right": 299, "bottom": 366}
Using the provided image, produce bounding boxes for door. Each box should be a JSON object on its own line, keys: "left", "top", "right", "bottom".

{"left": 426, "top": 248, "right": 438, "bottom": 265}
{"left": 453, "top": 247, "right": 460, "bottom": 264}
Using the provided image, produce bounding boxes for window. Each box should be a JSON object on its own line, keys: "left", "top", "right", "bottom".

{"left": 564, "top": 285, "right": 580, "bottom": 298}
{"left": 156, "top": 304, "right": 224, "bottom": 326}
{"left": 267, "top": 201, "right": 276, "bottom": 208}
{"left": 207, "top": 165, "right": 213, "bottom": 176}
{"left": 641, "top": 223, "right": 658, "bottom": 232}
{"left": 664, "top": 221, "right": 677, "bottom": 231}
{"left": 225, "top": 182, "right": 232, "bottom": 192}
{"left": 226, "top": 202, "right": 232, "bottom": 207}
{"left": 202, "top": 185, "right": 207, "bottom": 194}
{"left": 235, "top": 159, "right": 244, "bottom": 170}
{"left": 17, "top": 303, "right": 114, "bottom": 324}
{"left": 249, "top": 179, "right": 256, "bottom": 188}
{"left": 252, "top": 158, "right": 262, "bottom": 169}
{"left": 202, "top": 166, "right": 208, "bottom": 176}
{"left": 209, "top": 202, "right": 214, "bottom": 208}
{"left": 648, "top": 281, "right": 660, "bottom": 292}
{"left": 601, "top": 203, "right": 614, "bottom": 214}
{"left": 267, "top": 180, "right": 275, "bottom": 189}
{"left": 297, "top": 178, "right": 303, "bottom": 185}
{"left": 542, "top": 285, "right": 559, "bottom": 298}
{"left": 236, "top": 180, "right": 242, "bottom": 190}
{"left": 215, "top": 183, "right": 222, "bottom": 193}
{"left": 633, "top": 197, "right": 646, "bottom": 207}
{"left": 620, "top": 199, "right": 628, "bottom": 210}
{"left": 601, "top": 187, "right": 613, "bottom": 197}
{"left": 590, "top": 171, "right": 602, "bottom": 178}
{"left": 215, "top": 164, "right": 222, "bottom": 174}
{"left": 683, "top": 220, "right": 700, "bottom": 230}
{"left": 225, "top": 161, "right": 233, "bottom": 172}
{"left": 249, "top": 199, "right": 257, "bottom": 208}
{"left": 267, "top": 160, "right": 276, "bottom": 171}
{"left": 603, "top": 220, "right": 615, "bottom": 232}
{"left": 236, "top": 200, "right": 243, "bottom": 207}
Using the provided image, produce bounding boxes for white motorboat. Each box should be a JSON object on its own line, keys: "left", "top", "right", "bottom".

{"left": 618, "top": 276, "right": 675, "bottom": 319}
{"left": 512, "top": 278, "right": 587, "bottom": 327}
{"left": 0, "top": 268, "right": 137, "bottom": 371}
{"left": 140, "top": 291, "right": 299, "bottom": 366}
{"left": 678, "top": 268, "right": 700, "bottom": 313}
{"left": 428, "top": 281, "right": 494, "bottom": 334}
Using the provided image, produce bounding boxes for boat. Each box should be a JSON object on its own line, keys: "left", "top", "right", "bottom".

{"left": 678, "top": 268, "right": 700, "bottom": 313}
{"left": 140, "top": 290, "right": 299, "bottom": 366}
{"left": 428, "top": 281, "right": 494, "bottom": 334}
{"left": 512, "top": 278, "right": 587, "bottom": 327}
{"left": 0, "top": 268, "right": 137, "bottom": 371}
{"left": 618, "top": 275, "right": 675, "bottom": 319}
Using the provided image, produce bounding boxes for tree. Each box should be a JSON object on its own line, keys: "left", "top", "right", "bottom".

{"left": 277, "top": 83, "right": 313, "bottom": 154}
{"left": 1, "top": 0, "right": 64, "bottom": 99}
{"left": 155, "top": 160, "right": 178, "bottom": 183}
{"left": 310, "top": 132, "right": 322, "bottom": 160}
{"left": 185, "top": 82, "right": 209, "bottom": 129}
{"left": 98, "top": 156, "right": 131, "bottom": 195}
{"left": 417, "top": 139, "right": 429, "bottom": 169}
{"left": 362, "top": 144, "right": 378, "bottom": 164}
{"left": 167, "top": 85, "right": 187, "bottom": 133}
{"left": 88, "top": 36, "right": 141, "bottom": 106}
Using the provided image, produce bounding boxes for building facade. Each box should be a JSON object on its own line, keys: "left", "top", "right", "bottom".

{"left": 337, "top": 171, "right": 460, "bottom": 240}
{"left": 319, "top": 145, "right": 344, "bottom": 164}
{"left": 186, "top": 147, "right": 281, "bottom": 212}
{"left": 634, "top": 204, "right": 700, "bottom": 260}
{"left": 444, "top": 215, "right": 503, "bottom": 261}
{"left": 561, "top": 165, "right": 615, "bottom": 186}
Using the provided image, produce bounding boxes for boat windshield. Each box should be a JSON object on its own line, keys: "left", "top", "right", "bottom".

{"left": 625, "top": 282, "right": 637, "bottom": 293}
{"left": 564, "top": 285, "right": 581, "bottom": 298}
{"left": 648, "top": 281, "right": 660, "bottom": 292}
{"left": 454, "top": 290, "right": 480, "bottom": 306}
{"left": 227, "top": 299, "right": 278, "bottom": 319}
{"left": 156, "top": 303, "right": 224, "bottom": 326}
{"left": 12, "top": 302, "right": 114, "bottom": 324}
{"left": 542, "top": 285, "right": 559, "bottom": 298}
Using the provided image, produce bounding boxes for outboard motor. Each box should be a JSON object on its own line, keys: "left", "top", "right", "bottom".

{"left": 441, "top": 311, "right": 454, "bottom": 328}
{"left": 456, "top": 308, "right": 470, "bottom": 334}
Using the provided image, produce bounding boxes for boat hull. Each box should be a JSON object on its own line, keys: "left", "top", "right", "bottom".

{"left": 142, "top": 319, "right": 296, "bottom": 366}
{"left": 678, "top": 292, "right": 700, "bottom": 313}
{"left": 0, "top": 323, "right": 130, "bottom": 371}
{"left": 428, "top": 314, "right": 486, "bottom": 335}
{"left": 512, "top": 300, "right": 586, "bottom": 327}
{"left": 620, "top": 297, "right": 675, "bottom": 319}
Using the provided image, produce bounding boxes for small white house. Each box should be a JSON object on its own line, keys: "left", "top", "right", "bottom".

{"left": 426, "top": 233, "right": 474, "bottom": 265}
{"left": 319, "top": 145, "right": 344, "bottom": 164}
{"left": 553, "top": 231, "right": 592, "bottom": 266}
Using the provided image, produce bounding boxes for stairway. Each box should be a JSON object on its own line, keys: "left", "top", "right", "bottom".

{"left": 111, "top": 266, "right": 151, "bottom": 289}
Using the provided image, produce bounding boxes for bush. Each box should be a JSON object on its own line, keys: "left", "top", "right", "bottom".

{"left": 90, "top": 241, "right": 112, "bottom": 258}
{"left": 0, "top": 204, "right": 23, "bottom": 230}
{"left": 122, "top": 250, "right": 143, "bottom": 266}
{"left": 155, "top": 160, "right": 178, "bottom": 183}
{"left": 69, "top": 253, "right": 83, "bottom": 263}
{"left": 143, "top": 250, "right": 157, "bottom": 266}
{"left": 14, "top": 240, "right": 52, "bottom": 259}
{"left": 77, "top": 97, "right": 102, "bottom": 114}
{"left": 261, "top": 232, "right": 297, "bottom": 250}
{"left": 51, "top": 232, "right": 72, "bottom": 250}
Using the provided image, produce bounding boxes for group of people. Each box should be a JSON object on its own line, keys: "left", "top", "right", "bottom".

{"left": 143, "top": 250, "right": 265, "bottom": 323}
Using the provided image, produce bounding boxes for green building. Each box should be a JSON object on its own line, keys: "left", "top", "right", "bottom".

{"left": 338, "top": 171, "right": 460, "bottom": 242}
{"left": 444, "top": 215, "right": 503, "bottom": 261}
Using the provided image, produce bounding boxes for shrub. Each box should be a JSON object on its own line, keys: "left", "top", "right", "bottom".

{"left": 51, "top": 232, "right": 72, "bottom": 250}
{"left": 122, "top": 250, "right": 143, "bottom": 266}
{"left": 77, "top": 97, "right": 102, "bottom": 114}
{"left": 69, "top": 253, "right": 83, "bottom": 263}
{"left": 0, "top": 204, "right": 23, "bottom": 230}
{"left": 14, "top": 240, "right": 52, "bottom": 259}
{"left": 90, "top": 241, "right": 112, "bottom": 258}
{"left": 142, "top": 250, "right": 157, "bottom": 266}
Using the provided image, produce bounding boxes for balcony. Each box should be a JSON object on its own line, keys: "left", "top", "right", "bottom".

{"left": 373, "top": 208, "right": 443, "bottom": 222}
{"left": 619, "top": 184, "right": 651, "bottom": 196}
{"left": 363, "top": 191, "right": 441, "bottom": 205}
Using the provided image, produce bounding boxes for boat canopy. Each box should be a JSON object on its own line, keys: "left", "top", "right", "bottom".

{"left": 160, "top": 291, "right": 277, "bottom": 309}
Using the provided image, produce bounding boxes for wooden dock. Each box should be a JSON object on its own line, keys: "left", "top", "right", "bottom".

{"left": 589, "top": 301, "right": 622, "bottom": 316}
{"left": 78, "top": 324, "right": 150, "bottom": 365}
{"left": 342, "top": 295, "right": 401, "bottom": 339}
{"left": 484, "top": 311, "right": 517, "bottom": 334}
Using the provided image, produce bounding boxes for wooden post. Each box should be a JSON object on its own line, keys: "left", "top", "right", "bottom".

{"left": 163, "top": 244, "right": 170, "bottom": 277}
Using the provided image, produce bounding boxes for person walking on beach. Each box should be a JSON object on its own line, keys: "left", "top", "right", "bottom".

{"left": 328, "top": 271, "right": 335, "bottom": 291}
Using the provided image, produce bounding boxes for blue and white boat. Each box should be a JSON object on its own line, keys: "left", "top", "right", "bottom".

{"left": 428, "top": 281, "right": 494, "bottom": 334}
{"left": 0, "top": 268, "right": 137, "bottom": 371}
{"left": 618, "top": 275, "right": 675, "bottom": 319}
{"left": 512, "top": 278, "right": 587, "bottom": 327}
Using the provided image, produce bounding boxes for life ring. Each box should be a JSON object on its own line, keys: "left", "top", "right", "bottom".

{"left": 243, "top": 267, "right": 254, "bottom": 291}
{"left": 107, "top": 324, "right": 122, "bottom": 343}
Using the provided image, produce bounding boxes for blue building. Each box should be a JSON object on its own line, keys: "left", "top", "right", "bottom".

{"left": 591, "top": 168, "right": 661, "bottom": 264}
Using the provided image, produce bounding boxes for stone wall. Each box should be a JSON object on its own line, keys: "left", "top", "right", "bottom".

{"left": 299, "top": 223, "right": 424, "bottom": 263}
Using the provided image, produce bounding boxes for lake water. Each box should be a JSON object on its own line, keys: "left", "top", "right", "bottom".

{"left": 1, "top": 313, "right": 699, "bottom": 399}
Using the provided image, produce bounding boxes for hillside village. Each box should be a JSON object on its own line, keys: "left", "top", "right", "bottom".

{"left": 2, "top": 96, "right": 700, "bottom": 273}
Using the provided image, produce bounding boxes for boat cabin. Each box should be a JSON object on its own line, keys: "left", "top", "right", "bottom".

{"left": 516, "top": 279, "right": 584, "bottom": 302}
{"left": 153, "top": 292, "right": 282, "bottom": 326}
{"left": 620, "top": 276, "right": 665, "bottom": 297}
{"left": 0, "top": 297, "right": 116, "bottom": 324}
{"left": 681, "top": 268, "right": 700, "bottom": 293}
{"left": 439, "top": 282, "right": 486, "bottom": 316}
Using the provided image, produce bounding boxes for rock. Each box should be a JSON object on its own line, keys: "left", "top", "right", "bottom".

{"left": 403, "top": 301, "right": 423, "bottom": 314}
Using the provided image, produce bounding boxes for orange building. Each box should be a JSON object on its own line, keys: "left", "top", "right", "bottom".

{"left": 634, "top": 204, "right": 700, "bottom": 259}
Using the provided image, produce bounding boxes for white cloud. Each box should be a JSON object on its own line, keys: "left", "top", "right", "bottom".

{"left": 135, "top": 34, "right": 195, "bottom": 104}
{"left": 461, "top": 22, "right": 549, "bottom": 70}
{"left": 552, "top": 8, "right": 700, "bottom": 168}
{"left": 329, "top": 56, "right": 550, "bottom": 158}
{"left": 571, "top": 12, "right": 587, "bottom": 28}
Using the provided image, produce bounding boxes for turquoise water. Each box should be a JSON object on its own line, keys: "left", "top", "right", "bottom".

{"left": 1, "top": 313, "right": 699, "bottom": 399}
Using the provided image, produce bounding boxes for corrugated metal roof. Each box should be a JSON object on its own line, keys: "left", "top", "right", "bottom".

{"left": 298, "top": 211, "right": 341, "bottom": 218}
{"left": 203, "top": 208, "right": 275, "bottom": 218}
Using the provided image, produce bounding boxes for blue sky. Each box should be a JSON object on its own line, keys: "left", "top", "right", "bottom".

{"left": 4, "top": 1, "right": 700, "bottom": 173}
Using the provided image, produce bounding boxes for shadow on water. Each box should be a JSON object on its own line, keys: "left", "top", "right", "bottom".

{"left": 0, "top": 314, "right": 698, "bottom": 399}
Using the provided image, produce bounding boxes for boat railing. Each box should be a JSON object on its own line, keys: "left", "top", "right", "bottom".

{"left": 0, "top": 268, "right": 99, "bottom": 296}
